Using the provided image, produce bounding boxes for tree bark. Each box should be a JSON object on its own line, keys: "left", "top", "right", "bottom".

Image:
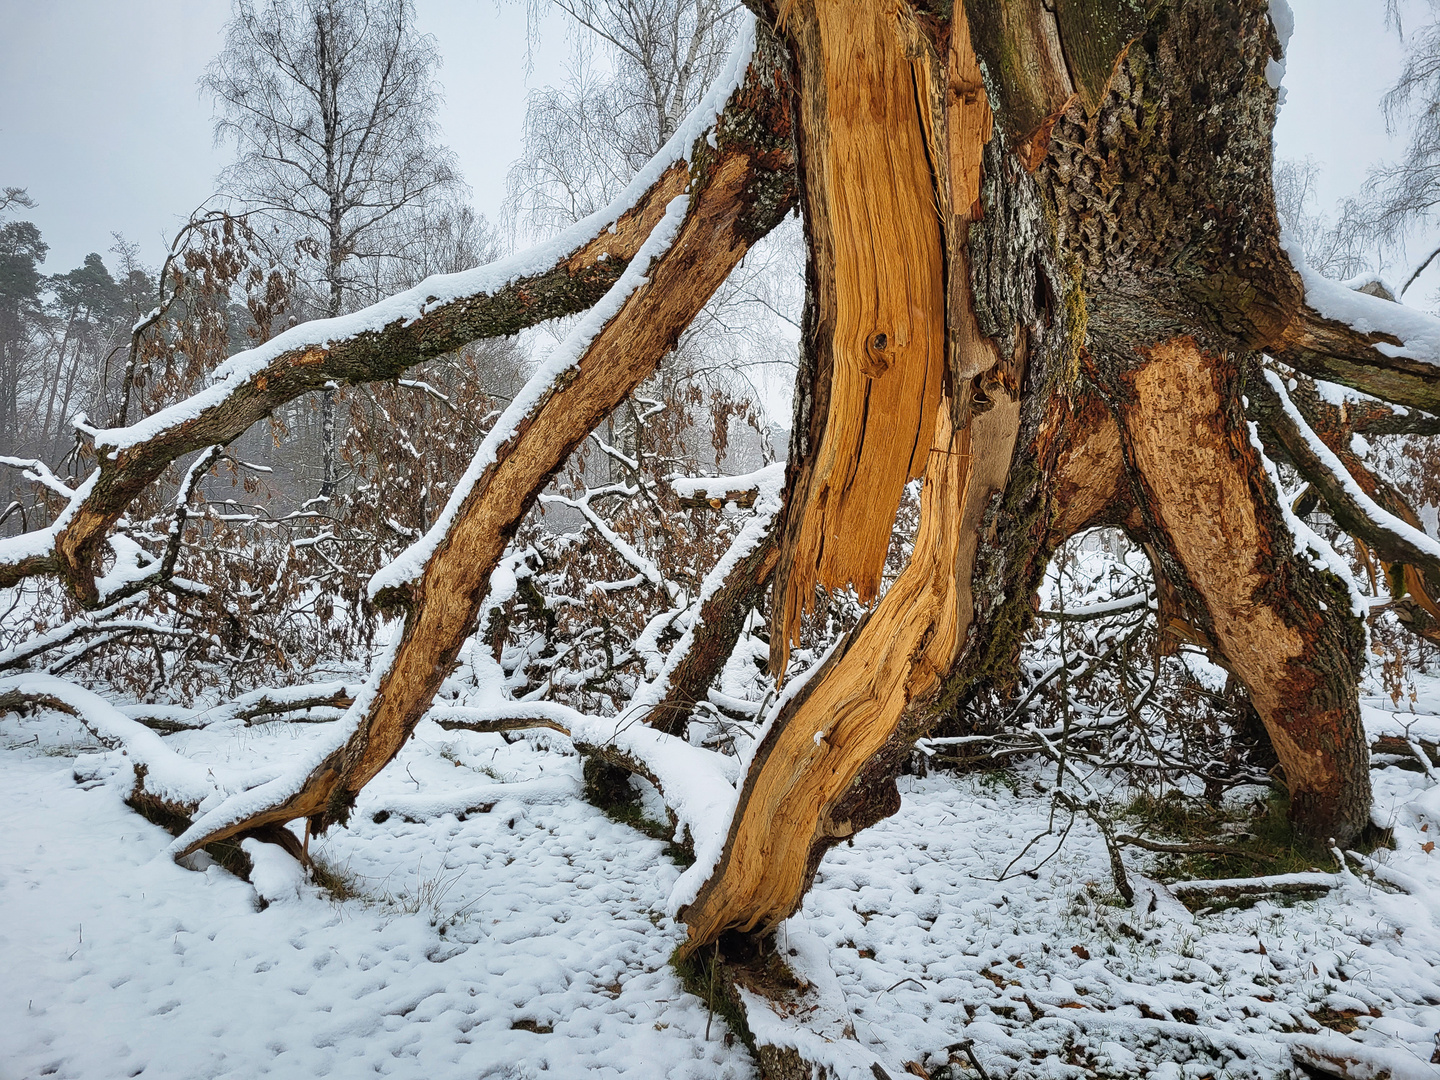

{"left": 680, "top": 0, "right": 1378, "bottom": 955}
{"left": 652, "top": 527, "right": 778, "bottom": 736}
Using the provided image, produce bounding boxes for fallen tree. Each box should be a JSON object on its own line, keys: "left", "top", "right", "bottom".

{"left": 6, "top": 3, "right": 1440, "bottom": 1054}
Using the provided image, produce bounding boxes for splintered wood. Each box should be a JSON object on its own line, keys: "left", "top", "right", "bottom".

{"left": 1120, "top": 336, "right": 1368, "bottom": 835}
{"left": 682, "top": 385, "right": 1023, "bottom": 947}
{"left": 682, "top": 1, "right": 1011, "bottom": 945}
{"left": 772, "top": 0, "right": 948, "bottom": 660}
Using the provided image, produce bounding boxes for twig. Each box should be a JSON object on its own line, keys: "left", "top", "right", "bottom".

{"left": 1114, "top": 833, "right": 1274, "bottom": 865}
{"left": 1054, "top": 789, "right": 1134, "bottom": 904}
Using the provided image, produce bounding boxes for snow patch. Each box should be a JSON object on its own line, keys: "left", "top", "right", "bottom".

{"left": 241, "top": 838, "right": 307, "bottom": 904}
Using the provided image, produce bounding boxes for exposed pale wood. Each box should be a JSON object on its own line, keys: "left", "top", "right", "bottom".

{"left": 944, "top": 2, "right": 1002, "bottom": 392}
{"left": 681, "top": 376, "right": 1024, "bottom": 947}
{"left": 770, "top": 0, "right": 949, "bottom": 663}
{"left": 1119, "top": 337, "right": 1370, "bottom": 843}
{"left": 1048, "top": 391, "right": 1126, "bottom": 541}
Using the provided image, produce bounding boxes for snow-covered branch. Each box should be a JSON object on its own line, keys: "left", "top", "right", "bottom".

{"left": 0, "top": 20, "right": 767, "bottom": 605}
{"left": 1251, "top": 369, "right": 1440, "bottom": 585}
{"left": 1273, "top": 238, "right": 1440, "bottom": 414}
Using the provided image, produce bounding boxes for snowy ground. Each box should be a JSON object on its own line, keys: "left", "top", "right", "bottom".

{"left": 3, "top": 691, "right": 1440, "bottom": 1079}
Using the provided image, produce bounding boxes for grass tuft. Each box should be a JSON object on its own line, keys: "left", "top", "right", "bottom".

{"left": 1124, "top": 787, "right": 1336, "bottom": 882}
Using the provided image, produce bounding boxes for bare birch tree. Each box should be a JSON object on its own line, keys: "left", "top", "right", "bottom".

{"left": 202, "top": 0, "right": 462, "bottom": 497}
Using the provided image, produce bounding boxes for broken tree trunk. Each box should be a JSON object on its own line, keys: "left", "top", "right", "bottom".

{"left": 16, "top": 0, "right": 1429, "bottom": 993}
{"left": 767, "top": 0, "right": 953, "bottom": 666}
{"left": 678, "top": 0, "right": 1073, "bottom": 948}
{"left": 680, "top": 0, "right": 1384, "bottom": 958}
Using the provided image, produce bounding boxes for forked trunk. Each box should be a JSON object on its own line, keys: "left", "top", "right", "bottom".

{"left": 679, "top": 0, "right": 1372, "bottom": 957}
{"left": 39, "top": 0, "right": 1377, "bottom": 990}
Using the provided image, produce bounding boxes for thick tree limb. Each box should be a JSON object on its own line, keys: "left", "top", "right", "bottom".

{"left": 1113, "top": 338, "right": 1371, "bottom": 844}
{"left": 166, "top": 29, "right": 798, "bottom": 858}
{"left": 0, "top": 673, "right": 219, "bottom": 821}
{"left": 0, "top": 103, "right": 714, "bottom": 606}
{"left": 112, "top": 683, "right": 362, "bottom": 733}
{"left": 1269, "top": 307, "right": 1440, "bottom": 415}
{"left": 420, "top": 699, "right": 738, "bottom": 853}
{"left": 1249, "top": 370, "right": 1440, "bottom": 583}
{"left": 649, "top": 529, "right": 776, "bottom": 735}
{"left": 1347, "top": 404, "right": 1440, "bottom": 438}
{"left": 1270, "top": 245, "right": 1440, "bottom": 414}
{"left": 1165, "top": 872, "right": 1341, "bottom": 898}
{"left": 628, "top": 466, "right": 785, "bottom": 736}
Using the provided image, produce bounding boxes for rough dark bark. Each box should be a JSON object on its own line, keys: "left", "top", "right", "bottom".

{"left": 1029, "top": 0, "right": 1371, "bottom": 844}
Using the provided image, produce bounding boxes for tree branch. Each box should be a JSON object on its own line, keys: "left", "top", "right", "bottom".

{"left": 164, "top": 25, "right": 798, "bottom": 860}
{"left": 1270, "top": 244, "right": 1440, "bottom": 413}
{"left": 1249, "top": 369, "right": 1440, "bottom": 587}
{"left": 0, "top": 114, "right": 700, "bottom": 604}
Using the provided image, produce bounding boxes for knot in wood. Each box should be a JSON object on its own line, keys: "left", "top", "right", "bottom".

{"left": 861, "top": 331, "right": 892, "bottom": 377}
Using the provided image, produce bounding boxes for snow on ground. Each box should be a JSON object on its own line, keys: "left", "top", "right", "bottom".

{"left": 0, "top": 716, "right": 750, "bottom": 1080}
{"left": 4, "top": 689, "right": 1440, "bottom": 1078}
{"left": 786, "top": 760, "right": 1440, "bottom": 1078}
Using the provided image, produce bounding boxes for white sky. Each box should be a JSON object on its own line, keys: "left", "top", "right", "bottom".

{"left": 0, "top": 0, "right": 573, "bottom": 272}
{"left": 0, "top": 0, "right": 1432, "bottom": 281}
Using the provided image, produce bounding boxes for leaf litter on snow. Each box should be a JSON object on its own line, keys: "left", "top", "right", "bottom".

{"left": 3, "top": 676, "right": 1440, "bottom": 1078}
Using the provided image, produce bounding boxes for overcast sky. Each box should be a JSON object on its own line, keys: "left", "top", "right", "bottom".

{"left": 0, "top": 0, "right": 575, "bottom": 271}
{"left": 0, "top": 0, "right": 1430, "bottom": 280}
